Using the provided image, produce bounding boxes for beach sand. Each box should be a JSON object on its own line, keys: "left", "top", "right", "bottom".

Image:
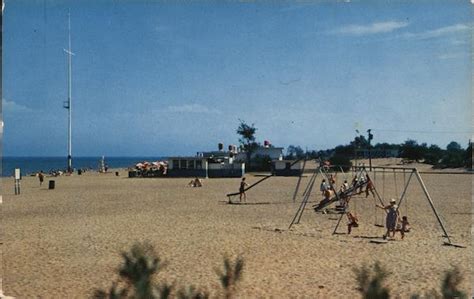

{"left": 2, "top": 165, "right": 472, "bottom": 298}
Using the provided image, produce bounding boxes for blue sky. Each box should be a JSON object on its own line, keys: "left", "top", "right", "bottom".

{"left": 3, "top": 1, "right": 472, "bottom": 157}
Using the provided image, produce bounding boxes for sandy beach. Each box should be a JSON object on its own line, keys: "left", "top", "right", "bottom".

{"left": 2, "top": 164, "right": 472, "bottom": 298}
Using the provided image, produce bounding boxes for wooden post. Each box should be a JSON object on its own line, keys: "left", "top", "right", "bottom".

{"left": 14, "top": 168, "right": 21, "bottom": 195}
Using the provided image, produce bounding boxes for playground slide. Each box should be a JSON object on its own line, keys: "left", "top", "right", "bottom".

{"left": 313, "top": 181, "right": 368, "bottom": 212}
{"left": 226, "top": 175, "right": 273, "bottom": 197}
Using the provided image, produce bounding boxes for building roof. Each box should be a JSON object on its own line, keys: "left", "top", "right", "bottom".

{"left": 167, "top": 156, "right": 207, "bottom": 160}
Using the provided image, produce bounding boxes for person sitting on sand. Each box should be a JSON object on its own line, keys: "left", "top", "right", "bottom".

{"left": 239, "top": 177, "right": 249, "bottom": 202}
{"left": 347, "top": 212, "right": 359, "bottom": 234}
{"left": 365, "top": 174, "right": 375, "bottom": 198}
{"left": 188, "top": 177, "right": 202, "bottom": 187}
{"left": 376, "top": 198, "right": 400, "bottom": 240}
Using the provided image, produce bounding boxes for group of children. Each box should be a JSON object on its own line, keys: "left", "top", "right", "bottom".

{"left": 319, "top": 172, "right": 410, "bottom": 240}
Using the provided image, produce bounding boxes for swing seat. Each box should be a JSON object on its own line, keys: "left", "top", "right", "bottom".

{"left": 370, "top": 239, "right": 389, "bottom": 244}
{"left": 442, "top": 242, "right": 466, "bottom": 248}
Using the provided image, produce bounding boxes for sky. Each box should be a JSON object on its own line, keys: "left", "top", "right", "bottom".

{"left": 3, "top": 0, "right": 472, "bottom": 157}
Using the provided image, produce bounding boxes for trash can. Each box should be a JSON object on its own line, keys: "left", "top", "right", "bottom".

{"left": 78, "top": 169, "right": 82, "bottom": 175}
{"left": 115, "top": 171, "right": 119, "bottom": 176}
{"left": 49, "top": 180, "right": 55, "bottom": 190}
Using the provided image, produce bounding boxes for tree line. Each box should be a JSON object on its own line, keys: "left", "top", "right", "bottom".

{"left": 285, "top": 137, "right": 472, "bottom": 169}
{"left": 236, "top": 121, "right": 472, "bottom": 170}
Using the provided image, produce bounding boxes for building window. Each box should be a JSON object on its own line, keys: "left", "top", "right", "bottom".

{"left": 187, "top": 160, "right": 195, "bottom": 169}
{"left": 172, "top": 160, "right": 179, "bottom": 169}
{"left": 180, "top": 160, "right": 187, "bottom": 169}
{"left": 196, "top": 160, "right": 202, "bottom": 169}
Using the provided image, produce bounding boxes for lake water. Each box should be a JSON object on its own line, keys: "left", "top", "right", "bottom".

{"left": 2, "top": 156, "right": 164, "bottom": 177}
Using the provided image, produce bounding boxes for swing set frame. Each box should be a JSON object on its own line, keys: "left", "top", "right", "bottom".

{"left": 289, "top": 161, "right": 465, "bottom": 248}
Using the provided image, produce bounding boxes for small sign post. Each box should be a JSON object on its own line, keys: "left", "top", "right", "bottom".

{"left": 14, "top": 168, "right": 21, "bottom": 195}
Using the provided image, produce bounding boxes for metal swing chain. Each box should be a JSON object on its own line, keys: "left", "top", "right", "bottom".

{"left": 393, "top": 169, "right": 399, "bottom": 200}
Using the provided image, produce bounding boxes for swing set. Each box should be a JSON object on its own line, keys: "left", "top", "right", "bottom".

{"left": 289, "top": 161, "right": 465, "bottom": 248}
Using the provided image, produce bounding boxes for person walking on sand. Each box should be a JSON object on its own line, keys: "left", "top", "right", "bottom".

{"left": 38, "top": 171, "right": 44, "bottom": 186}
{"left": 239, "top": 177, "right": 249, "bottom": 202}
{"left": 376, "top": 198, "right": 399, "bottom": 240}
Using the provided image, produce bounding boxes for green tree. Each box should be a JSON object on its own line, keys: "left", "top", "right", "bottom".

{"left": 439, "top": 141, "right": 465, "bottom": 168}
{"left": 329, "top": 155, "right": 352, "bottom": 172}
{"left": 446, "top": 141, "right": 462, "bottom": 151}
{"left": 465, "top": 141, "right": 472, "bottom": 169}
{"left": 236, "top": 120, "right": 259, "bottom": 167}
{"left": 286, "top": 145, "right": 304, "bottom": 159}
{"left": 350, "top": 135, "right": 370, "bottom": 149}
{"left": 424, "top": 144, "right": 443, "bottom": 165}
{"left": 400, "top": 139, "right": 424, "bottom": 162}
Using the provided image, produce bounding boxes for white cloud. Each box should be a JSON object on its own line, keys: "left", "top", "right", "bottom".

{"left": 3, "top": 99, "right": 33, "bottom": 113}
{"left": 166, "top": 103, "right": 221, "bottom": 114}
{"left": 332, "top": 21, "right": 409, "bottom": 36}
{"left": 402, "top": 23, "right": 470, "bottom": 40}
{"left": 438, "top": 52, "right": 466, "bottom": 60}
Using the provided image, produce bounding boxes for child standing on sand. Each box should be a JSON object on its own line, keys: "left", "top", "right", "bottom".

{"left": 397, "top": 216, "right": 410, "bottom": 239}
{"left": 239, "top": 177, "right": 249, "bottom": 202}
{"left": 346, "top": 212, "right": 359, "bottom": 234}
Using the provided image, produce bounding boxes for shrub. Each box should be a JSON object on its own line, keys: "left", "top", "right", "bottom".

{"left": 216, "top": 256, "right": 245, "bottom": 299}
{"left": 94, "top": 242, "right": 244, "bottom": 299}
{"left": 353, "top": 261, "right": 390, "bottom": 299}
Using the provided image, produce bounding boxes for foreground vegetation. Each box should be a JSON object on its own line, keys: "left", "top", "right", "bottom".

{"left": 354, "top": 261, "right": 467, "bottom": 299}
{"left": 94, "top": 242, "right": 466, "bottom": 299}
{"left": 93, "top": 242, "right": 244, "bottom": 299}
